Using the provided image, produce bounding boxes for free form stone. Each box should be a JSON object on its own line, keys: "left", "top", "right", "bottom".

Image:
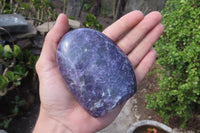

{"left": 57, "top": 28, "right": 137, "bottom": 117}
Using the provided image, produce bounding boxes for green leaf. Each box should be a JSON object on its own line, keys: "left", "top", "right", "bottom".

{"left": 12, "top": 106, "right": 19, "bottom": 115}
{"left": 13, "top": 65, "right": 28, "bottom": 77}
{"left": 5, "top": 71, "right": 21, "bottom": 83}
{"left": 28, "top": 55, "right": 39, "bottom": 69}
{"left": 0, "top": 45, "right": 3, "bottom": 58}
{"left": 13, "top": 45, "right": 21, "bottom": 57}
{"left": 21, "top": 50, "right": 32, "bottom": 62}
{"left": 0, "top": 75, "right": 9, "bottom": 90}
{"left": 4, "top": 45, "right": 12, "bottom": 53}
{"left": 1, "top": 118, "right": 12, "bottom": 129}
{"left": 170, "top": 90, "right": 178, "bottom": 96}
{"left": 5, "top": 71, "right": 15, "bottom": 81}
{"left": 3, "top": 9, "right": 11, "bottom": 14}
{"left": 18, "top": 99, "right": 26, "bottom": 106}
{"left": 3, "top": 45, "right": 13, "bottom": 59}
{"left": 83, "top": 14, "right": 103, "bottom": 31}
{"left": 13, "top": 80, "right": 21, "bottom": 86}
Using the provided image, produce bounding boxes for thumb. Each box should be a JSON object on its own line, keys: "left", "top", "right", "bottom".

{"left": 36, "top": 14, "right": 68, "bottom": 73}
{"left": 41, "top": 13, "right": 68, "bottom": 63}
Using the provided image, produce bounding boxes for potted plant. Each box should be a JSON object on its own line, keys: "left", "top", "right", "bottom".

{"left": 127, "top": 120, "right": 173, "bottom": 133}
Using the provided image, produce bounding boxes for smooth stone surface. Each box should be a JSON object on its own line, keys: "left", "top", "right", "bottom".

{"left": 57, "top": 28, "right": 137, "bottom": 117}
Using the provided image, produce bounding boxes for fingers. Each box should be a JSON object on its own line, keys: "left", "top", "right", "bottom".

{"left": 118, "top": 11, "right": 162, "bottom": 54}
{"left": 103, "top": 10, "right": 144, "bottom": 42}
{"left": 128, "top": 23, "right": 164, "bottom": 68}
{"left": 134, "top": 49, "right": 157, "bottom": 83}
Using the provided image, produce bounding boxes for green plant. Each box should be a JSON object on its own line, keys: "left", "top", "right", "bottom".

{"left": 0, "top": 0, "right": 56, "bottom": 25}
{"left": 0, "top": 95, "right": 25, "bottom": 129}
{"left": 101, "top": 7, "right": 112, "bottom": 17}
{"left": 82, "top": 0, "right": 94, "bottom": 12}
{"left": 146, "top": 0, "right": 200, "bottom": 127}
{"left": 30, "top": 0, "right": 55, "bottom": 24}
{"left": 11, "top": 96, "right": 26, "bottom": 116}
{"left": 83, "top": 14, "right": 103, "bottom": 31}
{"left": 0, "top": 44, "right": 38, "bottom": 129}
{"left": 0, "top": 118, "right": 12, "bottom": 129}
{"left": 0, "top": 44, "right": 38, "bottom": 96}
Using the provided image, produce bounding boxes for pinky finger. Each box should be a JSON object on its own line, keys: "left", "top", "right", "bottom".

{"left": 134, "top": 49, "right": 157, "bottom": 84}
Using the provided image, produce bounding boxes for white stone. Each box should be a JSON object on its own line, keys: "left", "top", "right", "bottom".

{"left": 36, "top": 19, "right": 81, "bottom": 35}
{"left": 68, "top": 19, "right": 81, "bottom": 29}
{"left": 36, "top": 22, "right": 55, "bottom": 35}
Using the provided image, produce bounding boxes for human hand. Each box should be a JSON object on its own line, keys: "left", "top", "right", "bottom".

{"left": 33, "top": 11, "right": 164, "bottom": 133}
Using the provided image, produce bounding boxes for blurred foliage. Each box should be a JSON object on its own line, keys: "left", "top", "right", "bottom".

{"left": 101, "top": 6, "right": 112, "bottom": 17}
{"left": 0, "top": 44, "right": 38, "bottom": 128}
{"left": 0, "top": 0, "right": 57, "bottom": 25}
{"left": 0, "top": 118, "right": 12, "bottom": 129}
{"left": 0, "top": 44, "right": 38, "bottom": 96}
{"left": 82, "top": 0, "right": 94, "bottom": 12}
{"left": 146, "top": 0, "right": 200, "bottom": 128}
{"left": 83, "top": 14, "right": 103, "bottom": 31}
{"left": 0, "top": 96, "right": 25, "bottom": 129}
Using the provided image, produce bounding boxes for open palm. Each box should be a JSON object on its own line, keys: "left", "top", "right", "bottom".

{"left": 35, "top": 11, "right": 163, "bottom": 133}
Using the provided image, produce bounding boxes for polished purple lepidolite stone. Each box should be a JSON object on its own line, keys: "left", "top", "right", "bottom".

{"left": 56, "top": 28, "right": 137, "bottom": 117}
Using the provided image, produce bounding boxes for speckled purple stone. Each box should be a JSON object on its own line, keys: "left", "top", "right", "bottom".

{"left": 56, "top": 28, "right": 137, "bottom": 117}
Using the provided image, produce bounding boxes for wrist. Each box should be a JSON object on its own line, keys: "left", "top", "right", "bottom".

{"left": 33, "top": 107, "right": 72, "bottom": 133}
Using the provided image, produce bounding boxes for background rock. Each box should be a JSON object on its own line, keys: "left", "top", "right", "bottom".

{"left": 36, "top": 22, "right": 55, "bottom": 35}
{"left": 36, "top": 19, "right": 81, "bottom": 35}
{"left": 101, "top": 0, "right": 114, "bottom": 11}
{"left": 16, "top": 39, "right": 32, "bottom": 49}
{"left": 66, "top": 0, "right": 82, "bottom": 19}
{"left": 14, "top": 22, "right": 37, "bottom": 40}
{"left": 69, "top": 19, "right": 81, "bottom": 29}
{"left": 124, "top": 0, "right": 167, "bottom": 15}
{"left": 99, "top": 0, "right": 167, "bottom": 16}
{"left": 0, "top": 14, "right": 28, "bottom": 34}
{"left": 1, "top": 21, "right": 37, "bottom": 42}
{"left": 32, "top": 35, "right": 44, "bottom": 49}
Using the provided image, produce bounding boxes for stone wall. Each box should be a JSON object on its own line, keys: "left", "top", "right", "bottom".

{"left": 124, "top": 0, "right": 168, "bottom": 15}
{"left": 53, "top": 0, "right": 168, "bottom": 17}
{"left": 66, "top": 0, "right": 82, "bottom": 19}
{"left": 101, "top": 0, "right": 167, "bottom": 16}
{"left": 64, "top": 0, "right": 167, "bottom": 18}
